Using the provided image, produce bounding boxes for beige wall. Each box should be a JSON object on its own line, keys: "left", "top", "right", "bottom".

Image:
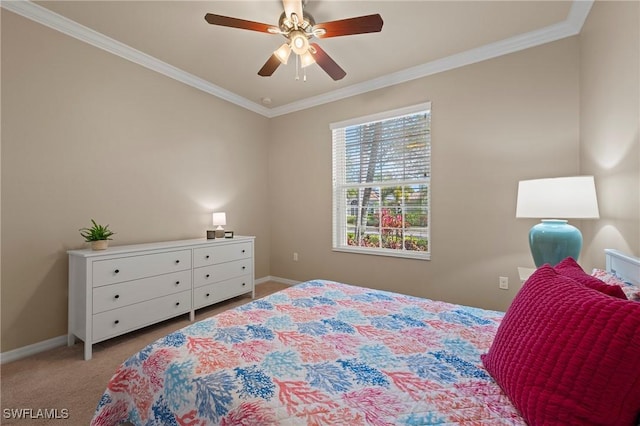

{"left": 579, "top": 0, "right": 640, "bottom": 268}
{"left": 268, "top": 38, "right": 580, "bottom": 312}
{"left": 1, "top": 11, "right": 271, "bottom": 352}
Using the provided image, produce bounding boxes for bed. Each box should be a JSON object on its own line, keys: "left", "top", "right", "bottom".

{"left": 91, "top": 250, "right": 640, "bottom": 426}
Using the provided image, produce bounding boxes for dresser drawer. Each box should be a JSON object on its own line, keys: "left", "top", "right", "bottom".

{"left": 93, "top": 250, "right": 191, "bottom": 287}
{"left": 92, "top": 290, "right": 191, "bottom": 342}
{"left": 193, "top": 275, "right": 252, "bottom": 309}
{"left": 193, "top": 242, "right": 252, "bottom": 268}
{"left": 193, "top": 258, "right": 252, "bottom": 288}
{"left": 93, "top": 270, "right": 191, "bottom": 314}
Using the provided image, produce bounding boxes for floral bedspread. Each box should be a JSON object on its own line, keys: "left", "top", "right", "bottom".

{"left": 91, "top": 280, "right": 524, "bottom": 425}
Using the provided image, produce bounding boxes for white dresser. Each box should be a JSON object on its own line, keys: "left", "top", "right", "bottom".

{"left": 67, "top": 236, "right": 255, "bottom": 360}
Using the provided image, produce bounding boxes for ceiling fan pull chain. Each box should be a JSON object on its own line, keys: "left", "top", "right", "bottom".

{"left": 295, "top": 54, "right": 300, "bottom": 80}
{"left": 303, "top": 67, "right": 307, "bottom": 82}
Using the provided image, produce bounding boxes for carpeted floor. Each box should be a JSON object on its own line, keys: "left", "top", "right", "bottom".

{"left": 0, "top": 282, "right": 289, "bottom": 425}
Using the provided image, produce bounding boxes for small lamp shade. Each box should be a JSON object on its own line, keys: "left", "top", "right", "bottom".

{"left": 300, "top": 50, "right": 316, "bottom": 68}
{"left": 274, "top": 43, "right": 291, "bottom": 65}
{"left": 212, "top": 212, "right": 226, "bottom": 230}
{"left": 516, "top": 176, "right": 599, "bottom": 267}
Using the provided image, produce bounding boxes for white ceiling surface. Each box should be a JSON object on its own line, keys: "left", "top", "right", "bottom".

{"left": 5, "top": 1, "right": 592, "bottom": 117}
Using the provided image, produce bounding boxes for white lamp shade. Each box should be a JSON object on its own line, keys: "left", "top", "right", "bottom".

{"left": 300, "top": 50, "right": 316, "bottom": 68}
{"left": 212, "top": 212, "right": 227, "bottom": 228}
{"left": 516, "top": 176, "right": 600, "bottom": 219}
{"left": 274, "top": 43, "right": 291, "bottom": 64}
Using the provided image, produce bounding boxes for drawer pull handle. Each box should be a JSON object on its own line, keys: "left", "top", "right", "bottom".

{"left": 206, "top": 274, "right": 210, "bottom": 278}
{"left": 242, "top": 283, "right": 246, "bottom": 286}
{"left": 175, "top": 260, "right": 180, "bottom": 264}
{"left": 114, "top": 294, "right": 120, "bottom": 299}
{"left": 175, "top": 302, "right": 180, "bottom": 306}
{"left": 242, "top": 249, "right": 245, "bottom": 253}
{"left": 175, "top": 281, "right": 180, "bottom": 285}
{"left": 206, "top": 293, "right": 210, "bottom": 297}
{"left": 114, "top": 269, "right": 120, "bottom": 274}
{"left": 206, "top": 255, "right": 210, "bottom": 259}
{"left": 242, "top": 266, "right": 246, "bottom": 270}
{"left": 114, "top": 320, "right": 120, "bottom": 325}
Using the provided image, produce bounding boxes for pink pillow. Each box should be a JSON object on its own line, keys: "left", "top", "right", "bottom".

{"left": 482, "top": 264, "right": 640, "bottom": 425}
{"left": 555, "top": 257, "right": 627, "bottom": 299}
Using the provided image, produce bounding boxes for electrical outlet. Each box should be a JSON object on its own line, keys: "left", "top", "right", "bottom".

{"left": 293, "top": 252, "right": 299, "bottom": 262}
{"left": 499, "top": 276, "right": 509, "bottom": 290}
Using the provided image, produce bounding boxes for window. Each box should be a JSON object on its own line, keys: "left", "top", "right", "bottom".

{"left": 332, "top": 102, "right": 431, "bottom": 260}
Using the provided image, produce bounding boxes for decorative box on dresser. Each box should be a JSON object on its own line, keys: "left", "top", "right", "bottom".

{"left": 68, "top": 236, "right": 255, "bottom": 360}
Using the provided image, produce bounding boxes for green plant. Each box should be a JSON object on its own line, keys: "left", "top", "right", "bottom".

{"left": 79, "top": 219, "right": 115, "bottom": 242}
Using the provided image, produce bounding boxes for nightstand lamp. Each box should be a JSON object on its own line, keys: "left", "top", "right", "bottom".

{"left": 212, "top": 212, "right": 227, "bottom": 239}
{"left": 516, "top": 176, "right": 599, "bottom": 267}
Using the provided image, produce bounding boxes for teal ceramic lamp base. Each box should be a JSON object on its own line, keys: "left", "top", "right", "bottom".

{"left": 529, "top": 219, "right": 583, "bottom": 267}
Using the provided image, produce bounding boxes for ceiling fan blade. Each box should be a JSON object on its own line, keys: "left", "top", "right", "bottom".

{"left": 258, "top": 54, "right": 282, "bottom": 77}
{"left": 314, "top": 14, "right": 383, "bottom": 38}
{"left": 310, "top": 43, "right": 346, "bottom": 81}
{"left": 204, "top": 13, "right": 275, "bottom": 33}
{"left": 283, "top": 0, "right": 303, "bottom": 22}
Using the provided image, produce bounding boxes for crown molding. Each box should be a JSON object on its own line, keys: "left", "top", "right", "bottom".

{"left": 1, "top": 0, "right": 272, "bottom": 116}
{"left": 2, "top": 0, "right": 593, "bottom": 118}
{"left": 566, "top": 0, "right": 595, "bottom": 34}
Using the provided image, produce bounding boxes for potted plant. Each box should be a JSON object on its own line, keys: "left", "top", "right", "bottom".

{"left": 79, "top": 219, "right": 115, "bottom": 250}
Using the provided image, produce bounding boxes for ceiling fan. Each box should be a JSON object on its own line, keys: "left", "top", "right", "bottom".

{"left": 204, "top": 0, "right": 383, "bottom": 81}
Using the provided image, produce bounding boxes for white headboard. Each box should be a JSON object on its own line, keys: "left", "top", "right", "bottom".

{"left": 605, "top": 249, "right": 640, "bottom": 286}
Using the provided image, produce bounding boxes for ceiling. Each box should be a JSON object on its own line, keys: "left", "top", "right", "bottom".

{"left": 5, "top": 1, "right": 592, "bottom": 117}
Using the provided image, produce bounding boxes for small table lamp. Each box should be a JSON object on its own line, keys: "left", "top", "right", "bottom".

{"left": 516, "top": 176, "right": 599, "bottom": 267}
{"left": 212, "top": 212, "right": 227, "bottom": 239}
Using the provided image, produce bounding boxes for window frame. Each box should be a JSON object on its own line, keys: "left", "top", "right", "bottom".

{"left": 331, "top": 102, "right": 431, "bottom": 260}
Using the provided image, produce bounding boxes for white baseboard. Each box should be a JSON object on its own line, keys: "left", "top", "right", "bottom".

{"left": 258, "top": 275, "right": 301, "bottom": 286}
{"left": 1, "top": 335, "right": 68, "bottom": 364}
{"left": 254, "top": 276, "right": 270, "bottom": 285}
{"left": 1, "top": 277, "right": 300, "bottom": 364}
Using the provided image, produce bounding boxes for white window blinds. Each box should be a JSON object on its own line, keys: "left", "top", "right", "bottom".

{"left": 332, "top": 102, "right": 431, "bottom": 260}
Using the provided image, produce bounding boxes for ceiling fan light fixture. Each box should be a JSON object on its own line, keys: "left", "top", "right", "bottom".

{"left": 300, "top": 50, "right": 315, "bottom": 68}
{"left": 290, "top": 31, "right": 309, "bottom": 55}
{"left": 274, "top": 43, "right": 292, "bottom": 64}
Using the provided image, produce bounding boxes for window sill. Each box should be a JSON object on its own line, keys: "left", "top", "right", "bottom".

{"left": 332, "top": 246, "right": 430, "bottom": 260}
